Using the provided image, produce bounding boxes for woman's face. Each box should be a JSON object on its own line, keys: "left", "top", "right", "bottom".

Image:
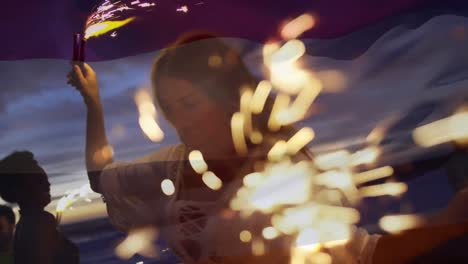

{"left": 157, "top": 77, "right": 235, "bottom": 157}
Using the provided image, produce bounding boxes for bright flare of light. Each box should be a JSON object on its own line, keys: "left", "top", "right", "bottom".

{"left": 262, "top": 226, "right": 279, "bottom": 240}
{"left": 231, "top": 160, "right": 313, "bottom": 213}
{"left": 268, "top": 94, "right": 290, "bottom": 131}
{"left": 240, "top": 89, "right": 254, "bottom": 135}
{"left": 138, "top": 115, "right": 164, "bottom": 142}
{"left": 360, "top": 182, "right": 407, "bottom": 197}
{"left": 161, "top": 179, "right": 175, "bottom": 196}
{"left": 188, "top": 150, "right": 208, "bottom": 174}
{"left": 379, "top": 214, "right": 424, "bottom": 233}
{"left": 295, "top": 228, "right": 320, "bottom": 247}
{"left": 413, "top": 112, "right": 468, "bottom": 147}
{"left": 353, "top": 166, "right": 394, "bottom": 185}
{"left": 250, "top": 130, "right": 263, "bottom": 144}
{"left": 263, "top": 42, "right": 280, "bottom": 66}
{"left": 202, "top": 171, "right": 223, "bottom": 190}
{"left": 286, "top": 127, "right": 315, "bottom": 155}
{"left": 56, "top": 184, "right": 93, "bottom": 215}
{"left": 135, "top": 89, "right": 164, "bottom": 142}
{"left": 270, "top": 40, "right": 306, "bottom": 65}
{"left": 85, "top": 17, "right": 135, "bottom": 39}
{"left": 250, "top": 80, "right": 272, "bottom": 114}
{"left": 270, "top": 65, "right": 310, "bottom": 95}
{"left": 243, "top": 172, "right": 264, "bottom": 187}
{"left": 285, "top": 81, "right": 322, "bottom": 121}
{"left": 231, "top": 112, "right": 248, "bottom": 156}
{"left": 268, "top": 140, "right": 288, "bottom": 161}
{"left": 240, "top": 230, "right": 252, "bottom": 243}
{"left": 349, "top": 146, "right": 380, "bottom": 166}
{"left": 115, "top": 227, "right": 159, "bottom": 259}
{"left": 281, "top": 14, "right": 315, "bottom": 39}
{"left": 314, "top": 150, "right": 350, "bottom": 170}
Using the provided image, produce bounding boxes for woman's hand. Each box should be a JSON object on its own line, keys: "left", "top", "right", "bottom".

{"left": 67, "top": 63, "right": 100, "bottom": 106}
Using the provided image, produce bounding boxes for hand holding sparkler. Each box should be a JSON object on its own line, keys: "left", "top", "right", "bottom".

{"left": 67, "top": 63, "right": 101, "bottom": 106}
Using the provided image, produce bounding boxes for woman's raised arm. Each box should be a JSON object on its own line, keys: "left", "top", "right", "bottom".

{"left": 68, "top": 63, "right": 113, "bottom": 193}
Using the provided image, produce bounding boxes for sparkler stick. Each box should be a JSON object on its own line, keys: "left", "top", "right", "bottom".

{"left": 72, "top": 33, "right": 86, "bottom": 63}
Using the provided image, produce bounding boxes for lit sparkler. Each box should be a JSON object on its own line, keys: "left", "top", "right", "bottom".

{"left": 226, "top": 13, "right": 415, "bottom": 263}
{"left": 55, "top": 184, "right": 94, "bottom": 225}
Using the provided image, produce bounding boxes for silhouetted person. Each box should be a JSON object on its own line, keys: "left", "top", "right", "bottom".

{"left": 0, "top": 151, "right": 79, "bottom": 264}
{"left": 0, "top": 205, "right": 15, "bottom": 264}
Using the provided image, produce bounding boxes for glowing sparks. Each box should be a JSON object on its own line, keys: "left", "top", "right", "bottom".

{"left": 85, "top": 17, "right": 135, "bottom": 39}
{"left": 139, "top": 2, "right": 155, "bottom": 7}
{"left": 239, "top": 230, "right": 252, "bottom": 242}
{"left": 250, "top": 130, "right": 263, "bottom": 144}
{"left": 231, "top": 112, "right": 248, "bottom": 156}
{"left": 353, "top": 166, "right": 394, "bottom": 185}
{"left": 250, "top": 80, "right": 272, "bottom": 114}
{"left": 268, "top": 94, "right": 290, "bottom": 131}
{"left": 263, "top": 42, "right": 280, "bottom": 66}
{"left": 281, "top": 14, "right": 316, "bottom": 40}
{"left": 243, "top": 172, "right": 264, "bottom": 187}
{"left": 138, "top": 115, "right": 164, "bottom": 142}
{"left": 286, "top": 81, "right": 322, "bottom": 120}
{"left": 413, "top": 112, "right": 468, "bottom": 147}
{"left": 177, "top": 5, "right": 189, "bottom": 13}
{"left": 240, "top": 89, "right": 254, "bottom": 136}
{"left": 314, "top": 150, "right": 351, "bottom": 170}
{"left": 349, "top": 146, "right": 380, "bottom": 166}
{"left": 202, "top": 171, "right": 223, "bottom": 190}
{"left": 379, "top": 214, "right": 424, "bottom": 233}
{"left": 286, "top": 127, "right": 315, "bottom": 155}
{"left": 161, "top": 179, "right": 175, "bottom": 196}
{"left": 271, "top": 40, "right": 306, "bottom": 65}
{"left": 55, "top": 184, "right": 94, "bottom": 224}
{"left": 232, "top": 160, "right": 313, "bottom": 213}
{"left": 268, "top": 140, "right": 288, "bottom": 161}
{"left": 188, "top": 150, "right": 208, "bottom": 174}
{"left": 315, "top": 170, "right": 353, "bottom": 190}
{"left": 115, "top": 227, "right": 159, "bottom": 259}
{"left": 295, "top": 228, "right": 320, "bottom": 247}
{"left": 262, "top": 226, "right": 279, "bottom": 240}
{"left": 135, "top": 89, "right": 164, "bottom": 142}
{"left": 360, "top": 182, "right": 407, "bottom": 197}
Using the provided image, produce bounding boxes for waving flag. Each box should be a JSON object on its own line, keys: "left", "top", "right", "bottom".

{"left": 1, "top": 1, "right": 468, "bottom": 263}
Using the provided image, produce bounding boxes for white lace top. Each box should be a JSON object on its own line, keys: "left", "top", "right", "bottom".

{"left": 99, "top": 144, "right": 380, "bottom": 263}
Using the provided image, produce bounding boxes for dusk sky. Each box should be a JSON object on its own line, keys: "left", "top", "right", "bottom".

{"left": 1, "top": 0, "right": 467, "bottom": 229}
{"left": 2, "top": 12, "right": 468, "bottom": 205}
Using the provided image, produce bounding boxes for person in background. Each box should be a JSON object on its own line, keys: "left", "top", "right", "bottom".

{"left": 0, "top": 151, "right": 79, "bottom": 264}
{"left": 0, "top": 205, "right": 15, "bottom": 264}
